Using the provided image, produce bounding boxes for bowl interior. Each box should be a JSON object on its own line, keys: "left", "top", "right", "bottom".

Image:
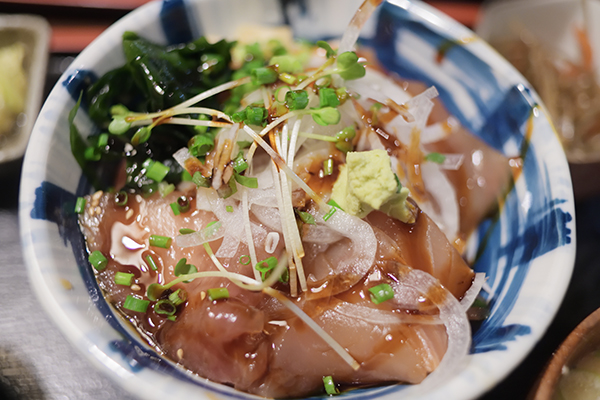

{"left": 19, "top": 0, "right": 576, "bottom": 399}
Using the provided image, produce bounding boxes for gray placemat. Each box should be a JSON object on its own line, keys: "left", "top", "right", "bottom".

{"left": 0, "top": 209, "right": 136, "bottom": 400}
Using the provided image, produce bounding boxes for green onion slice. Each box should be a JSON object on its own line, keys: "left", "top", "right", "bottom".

{"left": 368, "top": 283, "right": 395, "bottom": 305}
{"left": 323, "top": 375, "right": 339, "bottom": 395}
{"left": 123, "top": 295, "right": 149, "bottom": 313}
{"left": 425, "top": 152, "right": 446, "bottom": 164}
{"left": 149, "top": 234, "right": 172, "bottom": 249}
{"left": 154, "top": 299, "right": 176, "bottom": 316}
{"left": 170, "top": 202, "right": 181, "bottom": 216}
{"left": 89, "top": 250, "right": 108, "bottom": 271}
{"left": 239, "top": 255, "right": 251, "bottom": 265}
{"left": 168, "top": 289, "right": 187, "bottom": 306}
{"left": 296, "top": 210, "right": 316, "bottom": 225}
{"left": 74, "top": 197, "right": 86, "bottom": 214}
{"left": 115, "top": 191, "right": 128, "bottom": 207}
{"left": 114, "top": 271, "right": 134, "bottom": 286}
{"left": 145, "top": 160, "right": 170, "bottom": 182}
{"left": 207, "top": 287, "right": 230, "bottom": 301}
{"left": 145, "top": 254, "right": 158, "bottom": 271}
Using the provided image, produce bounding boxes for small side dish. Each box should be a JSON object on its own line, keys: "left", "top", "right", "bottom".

{"left": 0, "top": 14, "right": 49, "bottom": 164}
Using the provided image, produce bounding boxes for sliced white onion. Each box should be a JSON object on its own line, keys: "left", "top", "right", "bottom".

{"left": 265, "top": 232, "right": 280, "bottom": 254}
{"left": 459, "top": 272, "right": 486, "bottom": 313}
{"left": 175, "top": 223, "right": 226, "bottom": 248}
{"left": 419, "top": 162, "right": 460, "bottom": 242}
{"left": 301, "top": 223, "right": 345, "bottom": 244}
{"left": 390, "top": 268, "right": 471, "bottom": 398}
{"left": 334, "top": 301, "right": 443, "bottom": 326}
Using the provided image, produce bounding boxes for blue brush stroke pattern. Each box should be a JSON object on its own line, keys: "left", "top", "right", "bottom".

{"left": 160, "top": 0, "right": 195, "bottom": 44}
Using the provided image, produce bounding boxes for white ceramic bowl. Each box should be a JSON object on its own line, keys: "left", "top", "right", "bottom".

{"left": 19, "top": 0, "right": 577, "bottom": 399}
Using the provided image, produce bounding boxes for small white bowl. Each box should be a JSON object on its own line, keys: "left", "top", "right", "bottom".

{"left": 0, "top": 14, "right": 50, "bottom": 164}
{"left": 19, "top": 0, "right": 577, "bottom": 399}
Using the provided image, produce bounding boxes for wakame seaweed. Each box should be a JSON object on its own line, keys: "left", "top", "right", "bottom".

{"left": 69, "top": 32, "right": 236, "bottom": 192}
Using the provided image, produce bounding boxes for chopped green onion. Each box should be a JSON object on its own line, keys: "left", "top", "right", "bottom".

{"left": 207, "top": 287, "right": 230, "bottom": 301}
{"left": 193, "top": 114, "right": 210, "bottom": 135}
{"left": 114, "top": 271, "right": 134, "bottom": 286}
{"left": 142, "top": 158, "right": 153, "bottom": 169}
{"left": 226, "top": 205, "right": 234, "bottom": 213}
{"left": 323, "top": 159, "right": 334, "bottom": 176}
{"left": 323, "top": 375, "right": 339, "bottom": 395}
{"left": 158, "top": 181, "right": 175, "bottom": 198}
{"left": 278, "top": 72, "right": 297, "bottom": 85}
{"left": 323, "top": 199, "right": 342, "bottom": 222}
{"left": 394, "top": 174, "right": 402, "bottom": 192}
{"left": 234, "top": 172, "right": 258, "bottom": 188}
{"left": 167, "top": 315, "right": 177, "bottom": 321}
{"left": 192, "top": 171, "right": 211, "bottom": 188}
{"left": 233, "top": 152, "right": 249, "bottom": 173}
{"left": 336, "top": 87, "right": 349, "bottom": 102}
{"left": 255, "top": 256, "right": 278, "bottom": 281}
{"left": 368, "top": 283, "right": 395, "bottom": 304}
{"left": 310, "top": 107, "right": 341, "bottom": 126}
{"left": 89, "top": 250, "right": 108, "bottom": 271}
{"left": 327, "top": 199, "right": 343, "bottom": 210}
{"left": 269, "top": 55, "right": 302, "bottom": 73}
{"left": 145, "top": 254, "right": 158, "bottom": 271}
{"left": 335, "top": 140, "right": 353, "bottom": 153}
{"left": 149, "top": 234, "right": 172, "bottom": 249}
{"left": 174, "top": 258, "right": 198, "bottom": 278}
{"left": 181, "top": 170, "right": 193, "bottom": 181}
{"left": 189, "top": 133, "right": 214, "bottom": 156}
{"left": 123, "top": 295, "right": 149, "bottom": 313}
{"left": 251, "top": 67, "right": 278, "bottom": 85}
{"left": 74, "top": 197, "right": 86, "bottom": 214}
{"left": 239, "top": 255, "right": 251, "bottom": 265}
{"left": 425, "top": 152, "right": 446, "bottom": 164}
{"left": 285, "top": 90, "right": 309, "bottom": 111}
{"left": 170, "top": 202, "right": 181, "bottom": 216}
{"left": 154, "top": 299, "right": 176, "bottom": 316}
{"left": 145, "top": 160, "right": 170, "bottom": 182}
{"left": 177, "top": 196, "right": 190, "bottom": 213}
{"left": 179, "top": 228, "right": 196, "bottom": 234}
{"left": 232, "top": 106, "right": 268, "bottom": 126}
{"left": 115, "top": 191, "right": 128, "bottom": 207}
{"left": 297, "top": 210, "right": 316, "bottom": 225}
{"left": 335, "top": 127, "right": 356, "bottom": 141}
{"left": 168, "top": 289, "right": 187, "bottom": 306}
{"left": 319, "top": 87, "right": 340, "bottom": 108}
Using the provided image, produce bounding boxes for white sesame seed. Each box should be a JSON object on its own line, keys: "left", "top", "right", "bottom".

{"left": 125, "top": 209, "right": 134, "bottom": 220}
{"left": 130, "top": 284, "right": 141, "bottom": 291}
{"left": 177, "top": 349, "right": 184, "bottom": 359}
{"left": 92, "top": 190, "right": 103, "bottom": 201}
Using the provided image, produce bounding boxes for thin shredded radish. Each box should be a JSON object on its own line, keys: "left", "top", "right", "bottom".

{"left": 460, "top": 272, "right": 486, "bottom": 312}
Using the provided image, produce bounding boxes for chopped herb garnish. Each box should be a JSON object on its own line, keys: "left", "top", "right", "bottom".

{"left": 296, "top": 210, "right": 316, "bottom": 225}
{"left": 168, "top": 289, "right": 187, "bottom": 306}
{"left": 368, "top": 283, "right": 394, "bottom": 304}
{"left": 154, "top": 299, "right": 177, "bottom": 315}
{"left": 74, "top": 197, "right": 86, "bottom": 214}
{"left": 114, "top": 271, "right": 134, "bottom": 286}
{"left": 323, "top": 375, "right": 339, "bottom": 395}
{"left": 145, "top": 160, "right": 170, "bottom": 182}
{"left": 255, "top": 256, "right": 278, "bottom": 281}
{"left": 234, "top": 172, "right": 258, "bottom": 188}
{"left": 149, "top": 234, "right": 172, "bottom": 249}
{"left": 177, "top": 196, "right": 190, "bottom": 213}
{"left": 319, "top": 87, "right": 340, "bottom": 108}
{"left": 317, "top": 41, "right": 337, "bottom": 58}
{"left": 310, "top": 107, "right": 341, "bottom": 126}
{"left": 189, "top": 131, "right": 215, "bottom": 156}
{"left": 123, "top": 295, "right": 149, "bottom": 313}
{"left": 237, "top": 140, "right": 253, "bottom": 149}
{"left": 170, "top": 202, "right": 181, "bottom": 216}
{"left": 89, "top": 250, "right": 108, "bottom": 271}
{"left": 145, "top": 254, "right": 158, "bottom": 271}
{"left": 285, "top": 90, "right": 309, "bottom": 111}
{"left": 179, "top": 228, "right": 196, "bottom": 234}
{"left": 207, "top": 287, "right": 230, "bottom": 301}
{"left": 251, "top": 66, "right": 278, "bottom": 85}
{"left": 192, "top": 171, "right": 211, "bottom": 188}
{"left": 158, "top": 181, "right": 175, "bottom": 197}
{"left": 239, "top": 255, "right": 251, "bottom": 265}
{"left": 233, "top": 152, "right": 249, "bottom": 173}
{"left": 115, "top": 191, "right": 128, "bottom": 206}
{"left": 226, "top": 205, "right": 234, "bottom": 212}
{"left": 231, "top": 105, "right": 269, "bottom": 126}
{"left": 425, "top": 152, "right": 446, "bottom": 164}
